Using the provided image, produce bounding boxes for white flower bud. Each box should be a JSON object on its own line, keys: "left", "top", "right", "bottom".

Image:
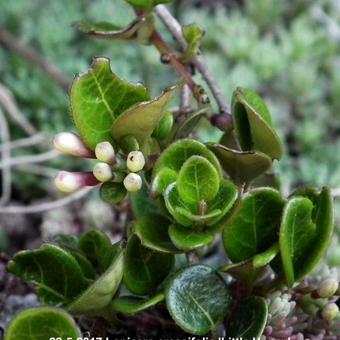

{"left": 317, "top": 279, "right": 339, "bottom": 298}
{"left": 95, "top": 141, "right": 115, "bottom": 164}
{"left": 321, "top": 303, "right": 339, "bottom": 321}
{"left": 126, "top": 151, "right": 145, "bottom": 172}
{"left": 93, "top": 162, "right": 113, "bottom": 182}
{"left": 123, "top": 173, "right": 142, "bottom": 192}
{"left": 53, "top": 132, "right": 94, "bottom": 158}
{"left": 55, "top": 171, "right": 98, "bottom": 193}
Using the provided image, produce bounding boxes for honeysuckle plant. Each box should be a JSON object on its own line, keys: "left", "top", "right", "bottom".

{"left": 5, "top": 0, "right": 339, "bottom": 339}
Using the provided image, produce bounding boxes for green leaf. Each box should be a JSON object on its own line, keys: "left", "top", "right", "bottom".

{"left": 126, "top": 0, "right": 173, "bottom": 8}
{"left": 152, "top": 139, "right": 222, "bottom": 194}
{"left": 54, "top": 236, "right": 96, "bottom": 280}
{"left": 226, "top": 297, "right": 268, "bottom": 339}
{"left": 232, "top": 87, "right": 283, "bottom": 160}
{"left": 165, "top": 265, "right": 231, "bottom": 335}
{"left": 208, "top": 143, "right": 272, "bottom": 184}
{"left": 279, "top": 187, "right": 333, "bottom": 287}
{"left": 5, "top": 307, "right": 81, "bottom": 340}
{"left": 112, "top": 85, "right": 177, "bottom": 151}
{"left": 100, "top": 182, "right": 127, "bottom": 205}
{"left": 223, "top": 188, "right": 284, "bottom": 262}
{"left": 152, "top": 111, "right": 174, "bottom": 141}
{"left": 135, "top": 214, "right": 179, "bottom": 253}
{"left": 253, "top": 242, "right": 279, "bottom": 268}
{"left": 151, "top": 167, "right": 178, "bottom": 197}
{"left": 71, "top": 57, "right": 149, "bottom": 149}
{"left": 168, "top": 224, "right": 214, "bottom": 250}
{"left": 124, "top": 235, "right": 174, "bottom": 295}
{"left": 111, "top": 292, "right": 164, "bottom": 314}
{"left": 177, "top": 155, "right": 220, "bottom": 204}
{"left": 7, "top": 244, "right": 90, "bottom": 305}
{"left": 164, "top": 179, "right": 238, "bottom": 227}
{"left": 74, "top": 15, "right": 154, "bottom": 44}
{"left": 172, "top": 107, "right": 207, "bottom": 140}
{"left": 182, "top": 24, "right": 205, "bottom": 61}
{"left": 78, "top": 230, "right": 116, "bottom": 273}
{"left": 67, "top": 248, "right": 124, "bottom": 315}
{"left": 131, "top": 181, "right": 162, "bottom": 218}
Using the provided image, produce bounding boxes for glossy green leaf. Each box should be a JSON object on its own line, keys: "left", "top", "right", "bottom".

{"left": 279, "top": 187, "right": 333, "bottom": 287}
{"left": 135, "top": 214, "right": 179, "bottom": 253}
{"left": 182, "top": 24, "right": 205, "bottom": 61}
{"left": 54, "top": 235, "right": 96, "bottom": 280}
{"left": 67, "top": 249, "right": 124, "bottom": 315}
{"left": 164, "top": 179, "right": 237, "bottom": 227}
{"left": 223, "top": 188, "right": 284, "bottom": 262}
{"left": 111, "top": 292, "right": 164, "bottom": 314}
{"left": 152, "top": 111, "right": 173, "bottom": 141}
{"left": 172, "top": 107, "right": 207, "bottom": 140}
{"left": 7, "top": 244, "right": 90, "bottom": 305}
{"left": 177, "top": 155, "right": 220, "bottom": 204}
{"left": 100, "top": 182, "right": 127, "bottom": 205}
{"left": 126, "top": 0, "right": 173, "bottom": 8}
{"left": 165, "top": 265, "right": 230, "bottom": 335}
{"left": 124, "top": 235, "right": 174, "bottom": 296}
{"left": 226, "top": 297, "right": 268, "bottom": 339}
{"left": 232, "top": 87, "right": 283, "bottom": 160}
{"left": 71, "top": 57, "right": 149, "bottom": 149}
{"left": 5, "top": 307, "right": 81, "bottom": 340}
{"left": 208, "top": 143, "right": 272, "bottom": 184}
{"left": 74, "top": 15, "right": 154, "bottom": 44}
{"left": 131, "top": 181, "right": 162, "bottom": 218}
{"left": 152, "top": 139, "right": 222, "bottom": 194}
{"left": 78, "top": 230, "right": 116, "bottom": 273}
{"left": 151, "top": 167, "right": 177, "bottom": 197}
{"left": 168, "top": 224, "right": 214, "bottom": 250}
{"left": 252, "top": 242, "right": 279, "bottom": 268}
{"left": 112, "top": 85, "right": 177, "bottom": 151}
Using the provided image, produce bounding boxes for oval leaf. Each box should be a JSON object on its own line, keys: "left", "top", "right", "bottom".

{"left": 7, "top": 244, "right": 90, "bottom": 305}
{"left": 124, "top": 235, "right": 174, "bottom": 296}
{"left": 226, "top": 296, "right": 268, "bottom": 338}
{"left": 208, "top": 143, "right": 272, "bottom": 184}
{"left": 112, "top": 85, "right": 177, "bottom": 151}
{"left": 165, "top": 265, "right": 231, "bottom": 335}
{"left": 152, "top": 139, "right": 222, "bottom": 194}
{"left": 111, "top": 292, "right": 164, "bottom": 314}
{"left": 67, "top": 248, "right": 124, "bottom": 315}
{"left": 177, "top": 155, "right": 220, "bottom": 204}
{"left": 126, "top": 0, "right": 173, "bottom": 8}
{"left": 5, "top": 307, "right": 81, "bottom": 340}
{"left": 135, "top": 214, "right": 179, "bottom": 253}
{"left": 71, "top": 57, "right": 149, "bottom": 149}
{"left": 279, "top": 187, "right": 334, "bottom": 287}
{"left": 223, "top": 188, "right": 284, "bottom": 263}
{"left": 78, "top": 229, "right": 117, "bottom": 274}
{"left": 168, "top": 224, "right": 214, "bottom": 250}
{"left": 232, "top": 87, "right": 283, "bottom": 160}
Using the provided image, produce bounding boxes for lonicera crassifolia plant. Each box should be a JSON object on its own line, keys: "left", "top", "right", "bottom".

{"left": 5, "top": 0, "right": 339, "bottom": 339}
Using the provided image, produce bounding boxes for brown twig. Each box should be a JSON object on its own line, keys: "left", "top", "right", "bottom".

{"left": 155, "top": 5, "right": 231, "bottom": 115}
{"left": 0, "top": 29, "right": 69, "bottom": 92}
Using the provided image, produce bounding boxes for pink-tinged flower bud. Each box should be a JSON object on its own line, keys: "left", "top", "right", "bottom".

{"left": 95, "top": 141, "right": 116, "bottom": 164}
{"left": 55, "top": 171, "right": 99, "bottom": 193}
{"left": 93, "top": 162, "right": 113, "bottom": 182}
{"left": 53, "top": 132, "right": 94, "bottom": 158}
{"left": 123, "top": 173, "right": 142, "bottom": 192}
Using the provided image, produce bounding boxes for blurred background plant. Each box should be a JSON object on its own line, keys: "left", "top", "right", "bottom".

{"left": 0, "top": 0, "right": 339, "bottom": 336}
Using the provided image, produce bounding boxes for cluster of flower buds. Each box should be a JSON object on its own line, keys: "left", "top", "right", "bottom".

{"left": 53, "top": 132, "right": 146, "bottom": 194}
